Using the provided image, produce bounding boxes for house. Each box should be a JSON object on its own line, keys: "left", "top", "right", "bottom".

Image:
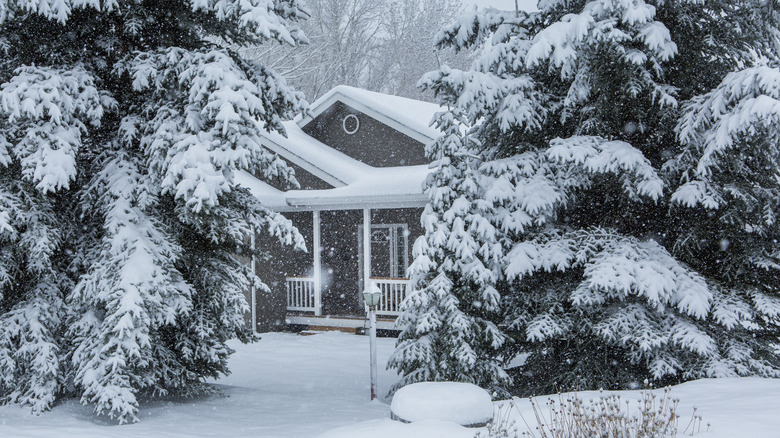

{"left": 237, "top": 86, "right": 442, "bottom": 333}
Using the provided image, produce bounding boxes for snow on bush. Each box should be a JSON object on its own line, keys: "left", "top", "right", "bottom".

{"left": 390, "top": 382, "right": 493, "bottom": 427}
{"left": 479, "top": 385, "right": 705, "bottom": 438}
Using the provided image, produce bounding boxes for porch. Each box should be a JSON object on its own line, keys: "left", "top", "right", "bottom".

{"left": 250, "top": 206, "right": 423, "bottom": 332}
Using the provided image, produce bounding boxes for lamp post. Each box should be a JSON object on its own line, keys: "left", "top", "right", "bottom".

{"left": 363, "top": 281, "right": 382, "bottom": 400}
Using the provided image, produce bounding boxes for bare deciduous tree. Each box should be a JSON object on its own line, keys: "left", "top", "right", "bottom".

{"left": 243, "top": 0, "right": 470, "bottom": 101}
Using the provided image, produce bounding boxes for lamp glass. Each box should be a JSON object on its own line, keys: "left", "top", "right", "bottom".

{"left": 363, "top": 291, "right": 381, "bottom": 307}
{"left": 363, "top": 281, "right": 382, "bottom": 307}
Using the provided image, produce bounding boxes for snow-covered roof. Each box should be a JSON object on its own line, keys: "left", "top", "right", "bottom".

{"left": 299, "top": 85, "right": 444, "bottom": 144}
{"left": 255, "top": 119, "right": 369, "bottom": 187}
{"left": 236, "top": 164, "right": 429, "bottom": 211}
{"left": 238, "top": 86, "right": 442, "bottom": 211}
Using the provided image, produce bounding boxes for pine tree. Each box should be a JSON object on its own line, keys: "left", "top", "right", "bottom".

{"left": 0, "top": 0, "right": 306, "bottom": 423}
{"left": 388, "top": 108, "right": 509, "bottom": 394}
{"left": 391, "top": 0, "right": 780, "bottom": 395}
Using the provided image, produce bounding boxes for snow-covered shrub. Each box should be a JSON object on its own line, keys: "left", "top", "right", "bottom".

{"left": 389, "top": 109, "right": 509, "bottom": 395}
{"left": 478, "top": 386, "right": 705, "bottom": 438}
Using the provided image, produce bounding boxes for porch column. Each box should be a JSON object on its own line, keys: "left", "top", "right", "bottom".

{"left": 313, "top": 210, "right": 322, "bottom": 316}
{"left": 362, "top": 208, "right": 371, "bottom": 295}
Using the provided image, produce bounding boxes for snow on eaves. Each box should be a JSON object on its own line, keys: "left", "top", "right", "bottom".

{"left": 238, "top": 119, "right": 431, "bottom": 210}
{"left": 286, "top": 164, "right": 429, "bottom": 209}
{"left": 237, "top": 164, "right": 430, "bottom": 211}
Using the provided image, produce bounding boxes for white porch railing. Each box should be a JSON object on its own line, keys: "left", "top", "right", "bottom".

{"left": 286, "top": 276, "right": 410, "bottom": 316}
{"left": 370, "top": 277, "right": 410, "bottom": 316}
{"left": 286, "top": 277, "right": 316, "bottom": 312}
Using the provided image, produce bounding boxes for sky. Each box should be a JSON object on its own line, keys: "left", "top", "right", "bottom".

{"left": 464, "top": 0, "right": 538, "bottom": 12}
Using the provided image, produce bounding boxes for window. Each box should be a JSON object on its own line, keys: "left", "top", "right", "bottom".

{"left": 358, "top": 223, "right": 408, "bottom": 279}
{"left": 342, "top": 114, "right": 360, "bottom": 134}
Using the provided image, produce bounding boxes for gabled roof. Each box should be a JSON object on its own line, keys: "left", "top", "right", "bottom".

{"left": 298, "top": 85, "right": 443, "bottom": 145}
{"left": 238, "top": 86, "right": 444, "bottom": 211}
{"left": 251, "top": 119, "right": 366, "bottom": 187}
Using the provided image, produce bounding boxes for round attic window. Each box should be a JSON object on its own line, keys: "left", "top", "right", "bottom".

{"left": 342, "top": 114, "right": 360, "bottom": 134}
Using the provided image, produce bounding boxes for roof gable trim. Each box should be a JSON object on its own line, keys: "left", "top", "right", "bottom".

{"left": 298, "top": 93, "right": 437, "bottom": 146}
{"left": 260, "top": 134, "right": 347, "bottom": 188}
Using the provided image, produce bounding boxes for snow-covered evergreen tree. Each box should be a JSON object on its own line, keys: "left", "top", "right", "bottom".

{"left": 391, "top": 0, "right": 780, "bottom": 395}
{"left": 388, "top": 108, "right": 509, "bottom": 394}
{"left": 0, "top": 0, "right": 307, "bottom": 423}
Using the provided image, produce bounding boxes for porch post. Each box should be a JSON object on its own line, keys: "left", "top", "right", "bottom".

{"left": 362, "top": 208, "right": 371, "bottom": 295}
{"left": 313, "top": 210, "right": 322, "bottom": 316}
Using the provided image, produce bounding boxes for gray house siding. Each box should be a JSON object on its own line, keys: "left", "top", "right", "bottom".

{"left": 301, "top": 101, "right": 428, "bottom": 167}
{"left": 262, "top": 161, "right": 333, "bottom": 192}
{"left": 252, "top": 211, "right": 313, "bottom": 331}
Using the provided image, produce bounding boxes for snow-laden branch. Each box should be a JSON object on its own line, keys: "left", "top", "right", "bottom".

{"left": 670, "top": 65, "right": 780, "bottom": 211}
{"left": 123, "top": 48, "right": 305, "bottom": 213}
{"left": 0, "top": 0, "right": 309, "bottom": 46}
{"left": 71, "top": 153, "right": 192, "bottom": 424}
{"left": 506, "top": 228, "right": 711, "bottom": 319}
{"left": 527, "top": 0, "right": 677, "bottom": 75}
{"left": 548, "top": 136, "right": 664, "bottom": 200}
{"left": 0, "top": 66, "right": 109, "bottom": 194}
{"left": 677, "top": 65, "right": 780, "bottom": 177}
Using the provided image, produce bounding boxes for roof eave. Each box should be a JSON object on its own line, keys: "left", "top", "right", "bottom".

{"left": 259, "top": 130, "right": 349, "bottom": 188}
{"left": 280, "top": 193, "right": 428, "bottom": 212}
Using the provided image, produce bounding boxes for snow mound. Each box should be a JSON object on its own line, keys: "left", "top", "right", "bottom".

{"left": 390, "top": 382, "right": 493, "bottom": 427}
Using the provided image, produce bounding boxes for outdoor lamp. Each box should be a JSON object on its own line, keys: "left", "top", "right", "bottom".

{"left": 363, "top": 282, "right": 382, "bottom": 308}
{"left": 364, "top": 280, "right": 382, "bottom": 400}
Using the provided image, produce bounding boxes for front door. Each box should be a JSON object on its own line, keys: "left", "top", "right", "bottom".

{"left": 358, "top": 223, "right": 409, "bottom": 284}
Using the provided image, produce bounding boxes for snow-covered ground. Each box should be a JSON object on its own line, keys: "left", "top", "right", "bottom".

{"left": 1, "top": 331, "right": 779, "bottom": 437}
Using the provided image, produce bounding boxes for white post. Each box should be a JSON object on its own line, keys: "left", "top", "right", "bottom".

{"left": 250, "top": 231, "right": 256, "bottom": 333}
{"left": 313, "top": 210, "right": 322, "bottom": 316}
{"left": 369, "top": 305, "right": 377, "bottom": 400}
{"left": 363, "top": 210, "right": 376, "bottom": 401}
{"left": 362, "top": 208, "right": 371, "bottom": 295}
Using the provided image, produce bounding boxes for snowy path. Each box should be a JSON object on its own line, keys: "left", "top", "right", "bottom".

{"left": 2, "top": 331, "right": 780, "bottom": 437}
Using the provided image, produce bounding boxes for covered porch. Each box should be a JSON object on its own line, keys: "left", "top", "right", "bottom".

{"left": 251, "top": 202, "right": 424, "bottom": 333}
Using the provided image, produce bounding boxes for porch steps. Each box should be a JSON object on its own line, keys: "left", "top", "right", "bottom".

{"left": 286, "top": 314, "right": 399, "bottom": 331}
{"left": 298, "top": 330, "right": 324, "bottom": 336}
{"left": 301, "top": 325, "right": 362, "bottom": 335}
{"left": 285, "top": 314, "right": 402, "bottom": 338}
